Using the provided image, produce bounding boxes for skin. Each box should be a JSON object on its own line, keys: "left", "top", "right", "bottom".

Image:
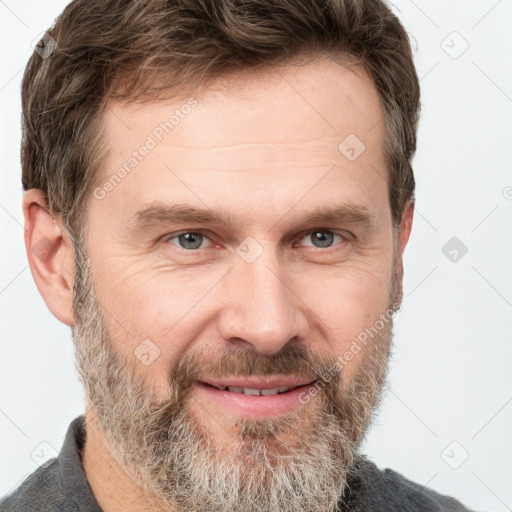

{"left": 22, "top": 55, "right": 414, "bottom": 511}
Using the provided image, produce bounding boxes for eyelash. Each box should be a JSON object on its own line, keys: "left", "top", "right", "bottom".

{"left": 162, "top": 229, "right": 350, "bottom": 252}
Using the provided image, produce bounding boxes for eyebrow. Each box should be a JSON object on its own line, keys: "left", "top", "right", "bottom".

{"left": 127, "top": 201, "right": 375, "bottom": 233}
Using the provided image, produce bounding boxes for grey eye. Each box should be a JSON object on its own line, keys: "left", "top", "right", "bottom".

{"left": 307, "top": 231, "right": 336, "bottom": 248}
{"left": 175, "top": 233, "right": 205, "bottom": 250}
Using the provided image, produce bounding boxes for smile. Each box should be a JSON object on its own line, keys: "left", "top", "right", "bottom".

{"left": 193, "top": 377, "right": 318, "bottom": 419}
{"left": 205, "top": 383, "right": 301, "bottom": 395}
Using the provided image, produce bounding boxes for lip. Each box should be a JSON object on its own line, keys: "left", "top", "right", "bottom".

{"left": 201, "top": 376, "right": 316, "bottom": 390}
{"left": 193, "top": 377, "right": 318, "bottom": 419}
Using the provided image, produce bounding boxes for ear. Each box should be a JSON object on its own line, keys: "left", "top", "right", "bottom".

{"left": 397, "top": 198, "right": 415, "bottom": 258}
{"left": 22, "top": 189, "right": 76, "bottom": 326}
{"left": 392, "top": 198, "right": 414, "bottom": 307}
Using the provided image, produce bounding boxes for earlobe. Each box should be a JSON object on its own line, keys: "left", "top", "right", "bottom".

{"left": 22, "top": 190, "right": 76, "bottom": 326}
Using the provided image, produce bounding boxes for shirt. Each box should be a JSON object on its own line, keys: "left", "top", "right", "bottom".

{"left": 0, "top": 416, "right": 475, "bottom": 511}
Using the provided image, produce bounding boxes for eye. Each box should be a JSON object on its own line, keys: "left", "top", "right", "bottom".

{"left": 166, "top": 232, "right": 212, "bottom": 250}
{"left": 163, "top": 229, "right": 348, "bottom": 253}
{"left": 296, "top": 230, "right": 346, "bottom": 249}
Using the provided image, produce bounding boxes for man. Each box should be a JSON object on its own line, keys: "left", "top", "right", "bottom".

{"left": 1, "top": 0, "right": 474, "bottom": 511}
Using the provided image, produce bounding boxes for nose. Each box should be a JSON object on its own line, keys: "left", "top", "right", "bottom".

{"left": 216, "top": 250, "right": 310, "bottom": 355}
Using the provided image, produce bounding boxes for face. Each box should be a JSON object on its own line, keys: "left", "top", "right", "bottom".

{"left": 72, "top": 55, "right": 405, "bottom": 511}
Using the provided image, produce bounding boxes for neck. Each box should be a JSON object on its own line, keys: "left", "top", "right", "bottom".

{"left": 82, "top": 404, "right": 174, "bottom": 512}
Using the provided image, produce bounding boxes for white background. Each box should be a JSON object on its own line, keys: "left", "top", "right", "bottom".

{"left": 1, "top": 1, "right": 511, "bottom": 511}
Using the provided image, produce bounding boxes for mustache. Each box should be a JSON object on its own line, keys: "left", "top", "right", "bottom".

{"left": 140, "top": 342, "right": 345, "bottom": 433}
{"left": 168, "top": 342, "right": 341, "bottom": 390}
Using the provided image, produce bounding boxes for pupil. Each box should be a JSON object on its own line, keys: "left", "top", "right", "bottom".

{"left": 312, "top": 231, "right": 333, "bottom": 248}
{"left": 179, "top": 233, "right": 202, "bottom": 250}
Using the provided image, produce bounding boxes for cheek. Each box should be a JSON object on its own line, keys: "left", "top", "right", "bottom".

{"left": 94, "top": 263, "right": 226, "bottom": 371}
{"left": 295, "top": 260, "right": 392, "bottom": 367}
{"left": 300, "top": 257, "right": 392, "bottom": 319}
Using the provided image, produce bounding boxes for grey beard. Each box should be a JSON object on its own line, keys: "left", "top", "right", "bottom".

{"left": 71, "top": 236, "right": 394, "bottom": 512}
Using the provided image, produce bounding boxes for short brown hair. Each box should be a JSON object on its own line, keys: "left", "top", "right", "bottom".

{"left": 21, "top": 0, "right": 420, "bottom": 240}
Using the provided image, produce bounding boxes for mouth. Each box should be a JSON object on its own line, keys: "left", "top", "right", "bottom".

{"left": 205, "top": 384, "right": 300, "bottom": 395}
{"left": 193, "top": 377, "right": 318, "bottom": 419}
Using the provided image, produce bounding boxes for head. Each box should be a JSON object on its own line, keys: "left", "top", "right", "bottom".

{"left": 22, "top": 1, "right": 419, "bottom": 511}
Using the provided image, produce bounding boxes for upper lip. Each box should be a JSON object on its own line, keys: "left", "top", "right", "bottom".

{"left": 199, "top": 376, "right": 316, "bottom": 390}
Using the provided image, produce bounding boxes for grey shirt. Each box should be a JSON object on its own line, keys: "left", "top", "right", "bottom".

{"left": 0, "top": 416, "right": 474, "bottom": 511}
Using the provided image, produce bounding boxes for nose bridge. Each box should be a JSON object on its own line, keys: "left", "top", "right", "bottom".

{"left": 217, "top": 245, "right": 308, "bottom": 354}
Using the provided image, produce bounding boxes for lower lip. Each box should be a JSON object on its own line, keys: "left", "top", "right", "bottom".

{"left": 193, "top": 381, "right": 316, "bottom": 419}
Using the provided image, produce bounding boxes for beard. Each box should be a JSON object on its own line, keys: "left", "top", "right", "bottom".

{"left": 71, "top": 235, "right": 400, "bottom": 512}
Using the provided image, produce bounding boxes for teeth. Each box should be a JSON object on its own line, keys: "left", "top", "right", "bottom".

{"left": 243, "top": 388, "right": 260, "bottom": 396}
{"left": 227, "top": 386, "right": 244, "bottom": 394}
{"left": 261, "top": 388, "right": 280, "bottom": 396}
{"left": 224, "top": 386, "right": 292, "bottom": 395}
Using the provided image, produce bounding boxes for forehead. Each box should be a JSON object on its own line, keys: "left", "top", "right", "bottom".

{"left": 91, "top": 55, "right": 388, "bottom": 231}
{"left": 103, "top": 55, "right": 384, "bottom": 149}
